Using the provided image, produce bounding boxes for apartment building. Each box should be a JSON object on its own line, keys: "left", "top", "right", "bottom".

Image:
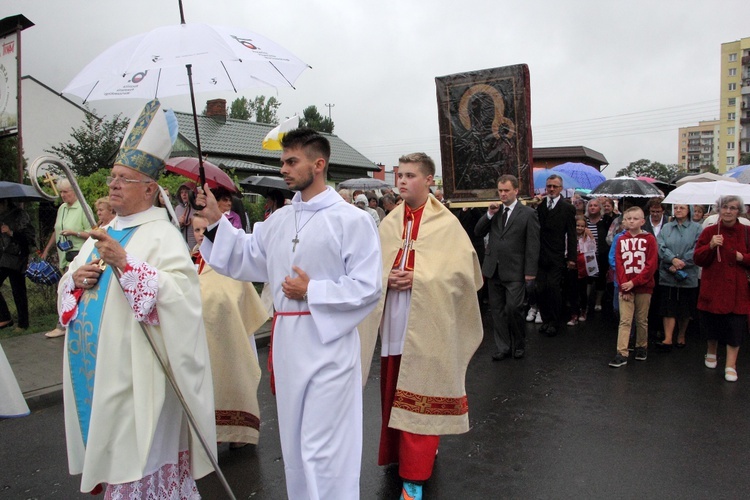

{"left": 677, "top": 120, "right": 720, "bottom": 173}
{"left": 719, "top": 37, "right": 750, "bottom": 172}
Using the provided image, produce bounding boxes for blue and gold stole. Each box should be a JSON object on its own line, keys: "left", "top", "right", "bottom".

{"left": 68, "top": 227, "right": 137, "bottom": 446}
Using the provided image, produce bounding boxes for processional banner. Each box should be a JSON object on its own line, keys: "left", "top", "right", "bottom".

{"left": 436, "top": 64, "right": 532, "bottom": 201}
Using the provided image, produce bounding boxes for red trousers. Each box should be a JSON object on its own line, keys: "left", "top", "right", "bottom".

{"left": 379, "top": 355, "right": 439, "bottom": 482}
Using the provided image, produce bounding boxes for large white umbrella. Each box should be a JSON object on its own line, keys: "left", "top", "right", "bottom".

{"left": 662, "top": 180, "right": 750, "bottom": 205}
{"left": 675, "top": 172, "right": 737, "bottom": 186}
{"left": 63, "top": 23, "right": 309, "bottom": 101}
{"left": 62, "top": 4, "right": 309, "bottom": 188}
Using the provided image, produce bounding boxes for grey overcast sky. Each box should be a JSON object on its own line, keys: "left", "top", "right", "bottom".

{"left": 4, "top": 0, "right": 749, "bottom": 176}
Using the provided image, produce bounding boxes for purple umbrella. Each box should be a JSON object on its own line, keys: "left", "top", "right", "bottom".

{"left": 552, "top": 162, "right": 606, "bottom": 190}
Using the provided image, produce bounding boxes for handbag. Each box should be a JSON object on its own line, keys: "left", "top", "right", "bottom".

{"left": 26, "top": 257, "right": 62, "bottom": 286}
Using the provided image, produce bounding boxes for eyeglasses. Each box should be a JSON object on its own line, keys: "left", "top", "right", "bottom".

{"left": 546, "top": 184, "right": 562, "bottom": 189}
{"left": 721, "top": 205, "right": 740, "bottom": 211}
{"left": 106, "top": 176, "right": 154, "bottom": 186}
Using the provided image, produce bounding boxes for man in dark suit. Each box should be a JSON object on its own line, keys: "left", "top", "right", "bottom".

{"left": 476, "top": 175, "right": 540, "bottom": 360}
{"left": 536, "top": 174, "right": 577, "bottom": 337}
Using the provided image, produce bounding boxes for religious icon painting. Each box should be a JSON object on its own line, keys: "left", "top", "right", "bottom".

{"left": 436, "top": 64, "right": 533, "bottom": 202}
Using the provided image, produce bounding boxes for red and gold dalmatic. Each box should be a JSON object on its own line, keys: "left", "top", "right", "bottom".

{"left": 359, "top": 196, "right": 484, "bottom": 481}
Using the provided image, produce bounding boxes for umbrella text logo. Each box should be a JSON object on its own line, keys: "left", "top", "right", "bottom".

{"left": 151, "top": 55, "right": 162, "bottom": 63}
{"left": 131, "top": 71, "right": 148, "bottom": 84}
{"left": 231, "top": 36, "right": 259, "bottom": 51}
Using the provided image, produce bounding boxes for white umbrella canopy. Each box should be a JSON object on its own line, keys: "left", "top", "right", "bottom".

{"left": 675, "top": 172, "right": 737, "bottom": 186}
{"left": 662, "top": 180, "right": 750, "bottom": 205}
{"left": 63, "top": 23, "right": 310, "bottom": 101}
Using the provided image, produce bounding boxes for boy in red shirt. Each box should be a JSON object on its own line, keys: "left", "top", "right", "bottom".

{"left": 609, "top": 207, "right": 658, "bottom": 367}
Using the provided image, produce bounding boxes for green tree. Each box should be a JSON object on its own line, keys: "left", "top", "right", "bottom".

{"left": 46, "top": 111, "right": 129, "bottom": 177}
{"left": 228, "top": 97, "right": 251, "bottom": 120}
{"left": 248, "top": 95, "right": 280, "bottom": 124}
{"left": 0, "top": 135, "right": 22, "bottom": 182}
{"left": 739, "top": 152, "right": 750, "bottom": 166}
{"left": 299, "top": 105, "right": 334, "bottom": 133}
{"left": 616, "top": 159, "right": 679, "bottom": 182}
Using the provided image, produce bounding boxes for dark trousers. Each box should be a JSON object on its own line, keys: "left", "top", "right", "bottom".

{"left": 537, "top": 261, "right": 565, "bottom": 327}
{"left": 0, "top": 267, "right": 29, "bottom": 328}
{"left": 487, "top": 276, "right": 526, "bottom": 354}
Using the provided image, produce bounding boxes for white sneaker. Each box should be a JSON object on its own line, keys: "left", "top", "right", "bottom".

{"left": 525, "top": 307, "right": 537, "bottom": 322}
{"left": 534, "top": 311, "right": 543, "bottom": 324}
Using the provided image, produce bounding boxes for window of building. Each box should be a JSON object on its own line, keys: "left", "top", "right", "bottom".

{"left": 728, "top": 142, "right": 735, "bottom": 150}
{"left": 728, "top": 156, "right": 735, "bottom": 165}
{"left": 729, "top": 112, "right": 736, "bottom": 120}
{"left": 729, "top": 68, "right": 737, "bottom": 76}
{"left": 729, "top": 97, "right": 736, "bottom": 106}
{"left": 729, "top": 83, "right": 737, "bottom": 91}
{"left": 728, "top": 126, "right": 735, "bottom": 135}
{"left": 729, "top": 53, "right": 738, "bottom": 62}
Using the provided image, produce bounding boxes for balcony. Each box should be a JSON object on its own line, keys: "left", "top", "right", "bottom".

{"left": 741, "top": 117, "right": 750, "bottom": 125}
{"left": 743, "top": 55, "right": 750, "bottom": 65}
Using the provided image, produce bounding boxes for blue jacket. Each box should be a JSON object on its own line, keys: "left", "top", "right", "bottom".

{"left": 657, "top": 219, "right": 702, "bottom": 288}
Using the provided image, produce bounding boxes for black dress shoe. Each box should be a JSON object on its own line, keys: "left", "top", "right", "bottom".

{"left": 492, "top": 351, "right": 511, "bottom": 361}
{"left": 655, "top": 341, "right": 673, "bottom": 352}
{"left": 539, "top": 322, "right": 549, "bottom": 333}
{"left": 546, "top": 326, "right": 558, "bottom": 337}
{"left": 513, "top": 349, "right": 525, "bottom": 359}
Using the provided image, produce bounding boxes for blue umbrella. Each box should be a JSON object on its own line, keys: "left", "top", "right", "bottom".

{"left": 552, "top": 162, "right": 606, "bottom": 190}
{"left": 724, "top": 164, "right": 750, "bottom": 179}
{"left": 533, "top": 168, "right": 581, "bottom": 192}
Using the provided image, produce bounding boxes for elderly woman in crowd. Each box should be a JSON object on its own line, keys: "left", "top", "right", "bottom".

{"left": 694, "top": 196, "right": 750, "bottom": 382}
{"left": 41, "top": 178, "right": 93, "bottom": 338}
{"left": 655, "top": 204, "right": 702, "bottom": 350}
{"left": 94, "top": 197, "right": 116, "bottom": 227}
{"left": 692, "top": 204, "right": 706, "bottom": 224}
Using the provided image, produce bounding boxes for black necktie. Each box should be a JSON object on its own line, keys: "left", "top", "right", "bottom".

{"left": 502, "top": 207, "right": 509, "bottom": 227}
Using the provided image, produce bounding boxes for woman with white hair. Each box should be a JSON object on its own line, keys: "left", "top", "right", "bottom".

{"left": 40, "top": 178, "right": 93, "bottom": 338}
{"left": 694, "top": 195, "right": 750, "bottom": 382}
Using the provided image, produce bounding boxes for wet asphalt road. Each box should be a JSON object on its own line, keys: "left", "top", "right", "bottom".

{"left": 2, "top": 310, "right": 750, "bottom": 499}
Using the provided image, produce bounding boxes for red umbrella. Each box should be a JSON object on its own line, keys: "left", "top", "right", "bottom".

{"left": 165, "top": 157, "right": 237, "bottom": 192}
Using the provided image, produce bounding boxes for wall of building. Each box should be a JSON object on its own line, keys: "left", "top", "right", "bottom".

{"left": 20, "top": 77, "right": 92, "bottom": 165}
{"left": 719, "top": 37, "right": 750, "bottom": 172}
{"left": 677, "top": 120, "right": 721, "bottom": 173}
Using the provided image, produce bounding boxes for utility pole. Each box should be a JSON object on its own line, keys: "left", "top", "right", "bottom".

{"left": 324, "top": 103, "right": 335, "bottom": 121}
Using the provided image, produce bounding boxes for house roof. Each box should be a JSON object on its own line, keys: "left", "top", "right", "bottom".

{"left": 532, "top": 146, "right": 608, "bottom": 166}
{"left": 173, "top": 112, "right": 378, "bottom": 172}
{"left": 207, "top": 156, "right": 281, "bottom": 175}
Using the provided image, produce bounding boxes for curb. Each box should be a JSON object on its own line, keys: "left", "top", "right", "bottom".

{"left": 19, "top": 327, "right": 272, "bottom": 405}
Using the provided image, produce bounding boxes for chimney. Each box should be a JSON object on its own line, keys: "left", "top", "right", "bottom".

{"left": 205, "top": 99, "right": 227, "bottom": 123}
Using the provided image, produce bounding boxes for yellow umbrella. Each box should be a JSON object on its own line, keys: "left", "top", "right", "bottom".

{"left": 262, "top": 115, "right": 300, "bottom": 150}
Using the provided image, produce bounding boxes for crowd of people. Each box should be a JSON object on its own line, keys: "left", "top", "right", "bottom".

{"left": 14, "top": 99, "right": 745, "bottom": 500}
{"left": 32, "top": 98, "right": 481, "bottom": 500}
{"left": 466, "top": 175, "right": 749, "bottom": 385}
